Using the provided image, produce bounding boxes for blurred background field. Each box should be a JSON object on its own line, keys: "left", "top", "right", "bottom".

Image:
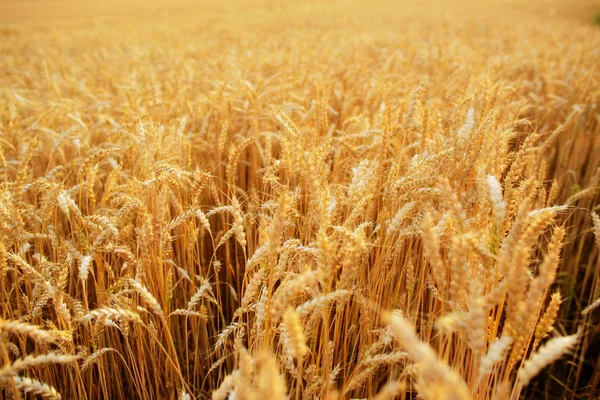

{"left": 0, "top": 0, "right": 598, "bottom": 25}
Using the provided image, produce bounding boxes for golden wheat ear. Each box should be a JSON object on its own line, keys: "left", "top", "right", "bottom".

{"left": 517, "top": 331, "right": 580, "bottom": 389}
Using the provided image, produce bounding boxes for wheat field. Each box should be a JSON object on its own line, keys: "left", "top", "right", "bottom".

{"left": 0, "top": 0, "right": 599, "bottom": 399}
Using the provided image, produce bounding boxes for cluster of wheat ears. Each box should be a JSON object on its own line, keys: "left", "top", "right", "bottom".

{"left": 0, "top": 1, "right": 599, "bottom": 399}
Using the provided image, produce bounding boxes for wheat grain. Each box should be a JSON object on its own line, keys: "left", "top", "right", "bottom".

{"left": 518, "top": 333, "right": 579, "bottom": 388}
{"left": 3, "top": 375, "right": 61, "bottom": 399}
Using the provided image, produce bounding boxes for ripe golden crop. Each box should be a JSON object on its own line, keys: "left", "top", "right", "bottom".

{"left": 0, "top": 1, "right": 599, "bottom": 399}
